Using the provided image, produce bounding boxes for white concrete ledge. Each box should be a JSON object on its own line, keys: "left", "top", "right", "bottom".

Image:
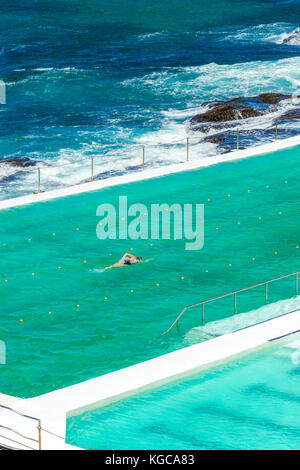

{"left": 2, "top": 307, "right": 299, "bottom": 449}
{"left": 0, "top": 135, "right": 300, "bottom": 210}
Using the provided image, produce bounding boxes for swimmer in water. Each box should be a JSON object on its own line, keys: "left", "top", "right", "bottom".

{"left": 105, "top": 253, "right": 143, "bottom": 269}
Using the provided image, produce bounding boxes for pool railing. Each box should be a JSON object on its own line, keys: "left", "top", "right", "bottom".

{"left": 0, "top": 404, "right": 41, "bottom": 450}
{"left": 6, "top": 122, "right": 282, "bottom": 196}
{"left": 162, "top": 270, "right": 300, "bottom": 335}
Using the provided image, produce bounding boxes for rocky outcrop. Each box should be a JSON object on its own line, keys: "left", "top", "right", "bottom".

{"left": 189, "top": 92, "right": 300, "bottom": 154}
{"left": 203, "top": 135, "right": 225, "bottom": 145}
{"left": 190, "top": 93, "right": 293, "bottom": 133}
{"left": 191, "top": 104, "right": 260, "bottom": 124}
{"left": 257, "top": 93, "right": 291, "bottom": 105}
{"left": 282, "top": 29, "right": 300, "bottom": 45}
{"left": 1, "top": 157, "right": 37, "bottom": 167}
{"left": 277, "top": 109, "right": 300, "bottom": 121}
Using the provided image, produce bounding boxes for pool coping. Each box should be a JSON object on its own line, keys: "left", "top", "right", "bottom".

{"left": 0, "top": 135, "right": 300, "bottom": 210}
{"left": 1, "top": 306, "right": 299, "bottom": 449}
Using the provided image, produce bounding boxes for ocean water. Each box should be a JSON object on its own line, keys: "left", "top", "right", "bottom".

{"left": 66, "top": 333, "right": 300, "bottom": 450}
{"left": 0, "top": 145, "right": 300, "bottom": 398}
{"left": 0, "top": 0, "right": 300, "bottom": 198}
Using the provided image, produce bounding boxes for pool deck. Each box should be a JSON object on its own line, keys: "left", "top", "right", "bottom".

{"left": 0, "top": 135, "right": 300, "bottom": 210}
{"left": 0, "top": 307, "right": 299, "bottom": 449}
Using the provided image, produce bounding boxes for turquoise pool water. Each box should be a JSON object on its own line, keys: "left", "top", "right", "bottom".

{"left": 67, "top": 334, "right": 300, "bottom": 450}
{"left": 0, "top": 146, "right": 300, "bottom": 397}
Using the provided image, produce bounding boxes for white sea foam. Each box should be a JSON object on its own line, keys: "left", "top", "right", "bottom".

{"left": 123, "top": 57, "right": 300, "bottom": 104}
{"left": 137, "top": 31, "right": 167, "bottom": 41}
{"left": 277, "top": 28, "right": 300, "bottom": 46}
{"left": 224, "top": 23, "right": 288, "bottom": 43}
{"left": 185, "top": 296, "right": 300, "bottom": 343}
{"left": 33, "top": 68, "right": 54, "bottom": 72}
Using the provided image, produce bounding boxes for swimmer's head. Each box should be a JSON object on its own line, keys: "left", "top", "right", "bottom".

{"left": 137, "top": 256, "right": 142, "bottom": 261}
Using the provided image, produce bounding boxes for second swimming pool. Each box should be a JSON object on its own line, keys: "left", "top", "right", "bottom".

{"left": 66, "top": 333, "right": 300, "bottom": 450}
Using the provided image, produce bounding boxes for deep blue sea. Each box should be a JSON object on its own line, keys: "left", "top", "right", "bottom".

{"left": 0, "top": 0, "right": 299, "bottom": 198}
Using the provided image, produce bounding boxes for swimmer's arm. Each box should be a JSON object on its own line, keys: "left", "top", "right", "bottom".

{"left": 121, "top": 253, "right": 136, "bottom": 260}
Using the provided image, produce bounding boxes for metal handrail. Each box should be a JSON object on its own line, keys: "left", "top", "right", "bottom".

{"left": 0, "top": 404, "right": 41, "bottom": 450}
{"left": 0, "top": 432, "right": 36, "bottom": 451}
{"left": 7, "top": 125, "right": 286, "bottom": 194}
{"left": 162, "top": 270, "right": 300, "bottom": 335}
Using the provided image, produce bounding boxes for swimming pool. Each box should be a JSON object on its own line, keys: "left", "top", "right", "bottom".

{"left": 66, "top": 333, "right": 300, "bottom": 450}
{"left": 0, "top": 145, "right": 300, "bottom": 397}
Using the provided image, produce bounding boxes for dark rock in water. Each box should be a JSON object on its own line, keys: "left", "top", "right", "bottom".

{"left": 203, "top": 135, "right": 225, "bottom": 145}
{"left": 278, "top": 108, "right": 300, "bottom": 121}
{"left": 201, "top": 97, "right": 244, "bottom": 108}
{"left": 282, "top": 29, "right": 300, "bottom": 45}
{"left": 257, "top": 93, "right": 291, "bottom": 105}
{"left": 1, "top": 157, "right": 37, "bottom": 167}
{"left": 189, "top": 92, "right": 300, "bottom": 155}
{"left": 191, "top": 104, "right": 260, "bottom": 124}
{"left": 190, "top": 93, "right": 294, "bottom": 133}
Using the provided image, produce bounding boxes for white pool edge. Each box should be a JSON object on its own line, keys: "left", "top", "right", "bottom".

{"left": 1, "top": 135, "right": 300, "bottom": 210}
